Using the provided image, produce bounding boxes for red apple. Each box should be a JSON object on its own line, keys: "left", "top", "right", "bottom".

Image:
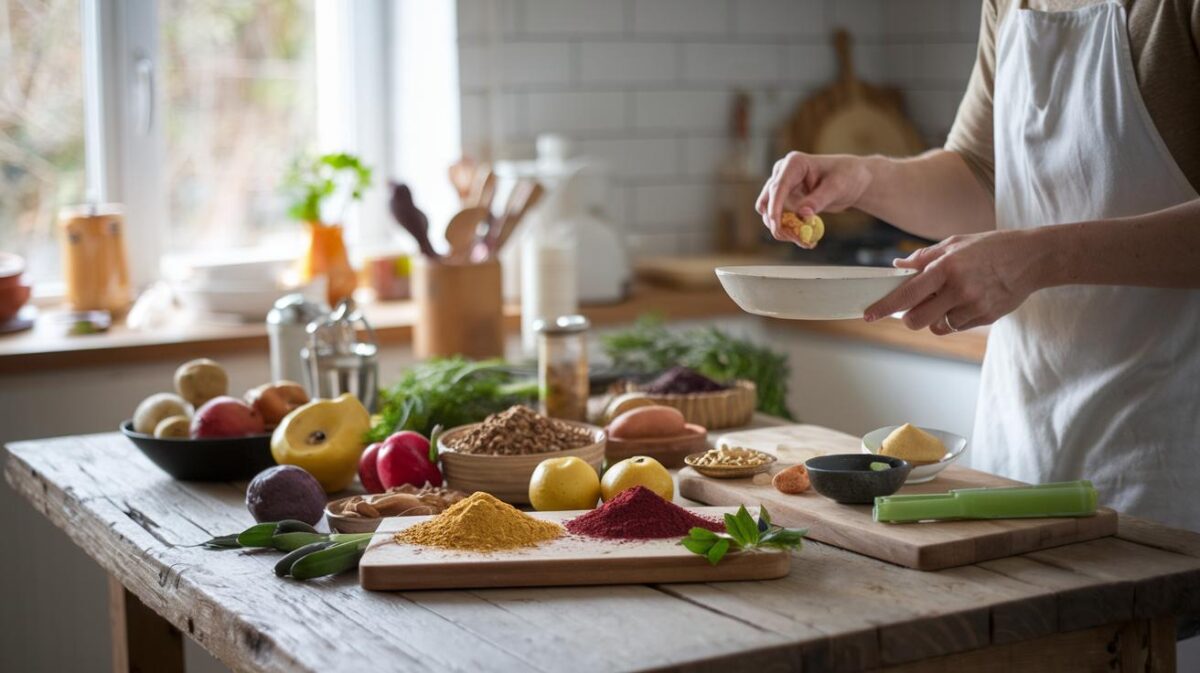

{"left": 377, "top": 431, "right": 442, "bottom": 489}
{"left": 191, "top": 396, "right": 265, "bottom": 439}
{"left": 358, "top": 442, "right": 385, "bottom": 493}
{"left": 245, "top": 381, "right": 309, "bottom": 430}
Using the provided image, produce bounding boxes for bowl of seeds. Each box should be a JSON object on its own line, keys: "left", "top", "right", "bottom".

{"left": 437, "top": 405, "right": 606, "bottom": 504}
{"left": 685, "top": 445, "right": 777, "bottom": 479}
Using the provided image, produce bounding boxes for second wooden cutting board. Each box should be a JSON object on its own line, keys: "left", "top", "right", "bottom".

{"left": 685, "top": 424, "right": 1118, "bottom": 571}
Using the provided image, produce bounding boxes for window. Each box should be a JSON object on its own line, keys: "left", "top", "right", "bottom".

{"left": 0, "top": 0, "right": 87, "bottom": 284}
{"left": 1, "top": 0, "right": 432, "bottom": 291}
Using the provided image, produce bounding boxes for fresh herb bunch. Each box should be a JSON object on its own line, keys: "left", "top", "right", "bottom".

{"left": 602, "top": 316, "right": 794, "bottom": 419}
{"left": 283, "top": 152, "right": 372, "bottom": 223}
{"left": 367, "top": 358, "right": 539, "bottom": 442}
{"left": 680, "top": 506, "right": 806, "bottom": 565}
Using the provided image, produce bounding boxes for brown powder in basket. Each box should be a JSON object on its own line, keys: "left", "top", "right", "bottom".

{"left": 445, "top": 405, "right": 593, "bottom": 455}
{"left": 395, "top": 492, "right": 563, "bottom": 552}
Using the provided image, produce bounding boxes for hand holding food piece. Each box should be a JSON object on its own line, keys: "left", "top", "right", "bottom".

{"left": 174, "top": 358, "right": 229, "bottom": 407}
{"left": 782, "top": 211, "right": 825, "bottom": 249}
{"left": 245, "top": 381, "right": 310, "bottom": 430}
{"left": 191, "top": 396, "right": 265, "bottom": 439}
{"left": 132, "top": 392, "right": 191, "bottom": 434}
{"left": 271, "top": 394, "right": 371, "bottom": 493}
{"left": 607, "top": 405, "right": 686, "bottom": 440}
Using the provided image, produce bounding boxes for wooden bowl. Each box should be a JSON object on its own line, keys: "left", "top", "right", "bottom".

{"left": 437, "top": 421, "right": 606, "bottom": 504}
{"left": 684, "top": 450, "right": 777, "bottom": 479}
{"left": 628, "top": 380, "right": 757, "bottom": 429}
{"left": 605, "top": 424, "right": 708, "bottom": 468}
{"left": 120, "top": 421, "right": 275, "bottom": 481}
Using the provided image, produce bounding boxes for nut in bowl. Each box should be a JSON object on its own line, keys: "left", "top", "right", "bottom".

{"left": 861, "top": 425, "right": 967, "bottom": 484}
{"left": 325, "top": 485, "right": 469, "bottom": 533}
{"left": 685, "top": 445, "right": 777, "bottom": 479}
{"left": 437, "top": 406, "right": 606, "bottom": 504}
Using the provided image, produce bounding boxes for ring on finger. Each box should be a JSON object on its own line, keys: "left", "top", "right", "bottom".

{"left": 942, "top": 315, "right": 960, "bottom": 333}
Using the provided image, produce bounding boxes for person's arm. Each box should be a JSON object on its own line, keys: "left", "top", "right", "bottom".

{"left": 863, "top": 198, "right": 1200, "bottom": 334}
{"left": 755, "top": 149, "right": 994, "bottom": 244}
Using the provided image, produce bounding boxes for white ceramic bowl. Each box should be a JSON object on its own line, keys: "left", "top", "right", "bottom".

{"left": 715, "top": 265, "right": 915, "bottom": 320}
{"left": 861, "top": 425, "right": 967, "bottom": 484}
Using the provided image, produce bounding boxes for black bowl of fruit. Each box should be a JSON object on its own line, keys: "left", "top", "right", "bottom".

{"left": 121, "top": 359, "right": 310, "bottom": 481}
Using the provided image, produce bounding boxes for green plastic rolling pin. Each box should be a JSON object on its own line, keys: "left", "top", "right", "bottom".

{"left": 873, "top": 480, "right": 1099, "bottom": 524}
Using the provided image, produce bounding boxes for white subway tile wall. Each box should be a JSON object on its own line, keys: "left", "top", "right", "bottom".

{"left": 456, "top": 0, "right": 983, "bottom": 255}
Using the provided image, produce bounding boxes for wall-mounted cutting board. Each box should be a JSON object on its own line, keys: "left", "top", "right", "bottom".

{"left": 359, "top": 507, "right": 789, "bottom": 591}
{"left": 685, "top": 425, "right": 1118, "bottom": 571}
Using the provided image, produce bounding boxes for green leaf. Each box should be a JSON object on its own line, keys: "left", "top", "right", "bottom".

{"left": 428, "top": 424, "right": 443, "bottom": 464}
{"left": 688, "top": 527, "right": 719, "bottom": 541}
{"left": 200, "top": 534, "right": 243, "bottom": 549}
{"left": 236, "top": 522, "right": 278, "bottom": 547}
{"left": 726, "top": 506, "right": 759, "bottom": 546}
{"left": 706, "top": 538, "right": 731, "bottom": 565}
{"left": 759, "top": 506, "right": 773, "bottom": 528}
{"left": 681, "top": 537, "right": 716, "bottom": 555}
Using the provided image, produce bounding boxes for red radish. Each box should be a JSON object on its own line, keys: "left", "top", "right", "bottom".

{"left": 358, "top": 442, "right": 385, "bottom": 493}
{"left": 377, "top": 431, "right": 442, "bottom": 489}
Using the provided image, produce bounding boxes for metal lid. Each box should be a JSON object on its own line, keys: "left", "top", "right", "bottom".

{"left": 532, "top": 314, "right": 590, "bottom": 335}
{"left": 267, "top": 294, "right": 327, "bottom": 325}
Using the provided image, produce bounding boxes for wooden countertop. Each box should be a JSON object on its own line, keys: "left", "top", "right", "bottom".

{"left": 6, "top": 424, "right": 1196, "bottom": 672}
{"left": 0, "top": 285, "right": 986, "bottom": 375}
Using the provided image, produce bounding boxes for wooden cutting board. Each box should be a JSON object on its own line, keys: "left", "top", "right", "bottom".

{"left": 683, "top": 425, "right": 1118, "bottom": 571}
{"left": 359, "top": 507, "right": 789, "bottom": 591}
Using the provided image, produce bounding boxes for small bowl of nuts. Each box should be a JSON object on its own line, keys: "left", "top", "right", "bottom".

{"left": 684, "top": 445, "right": 777, "bottom": 479}
{"left": 325, "top": 485, "right": 469, "bottom": 533}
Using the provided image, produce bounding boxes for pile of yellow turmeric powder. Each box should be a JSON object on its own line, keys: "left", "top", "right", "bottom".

{"left": 395, "top": 492, "right": 562, "bottom": 552}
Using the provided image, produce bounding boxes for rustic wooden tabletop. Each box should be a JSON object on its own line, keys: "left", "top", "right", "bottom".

{"left": 6, "top": 424, "right": 1199, "bottom": 673}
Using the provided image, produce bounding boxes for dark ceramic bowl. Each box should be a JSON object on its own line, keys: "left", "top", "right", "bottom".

{"left": 804, "top": 454, "right": 912, "bottom": 505}
{"left": 120, "top": 421, "right": 276, "bottom": 481}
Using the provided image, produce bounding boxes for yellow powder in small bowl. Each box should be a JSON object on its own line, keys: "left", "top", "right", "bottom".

{"left": 879, "top": 423, "right": 946, "bottom": 463}
{"left": 395, "top": 491, "right": 562, "bottom": 552}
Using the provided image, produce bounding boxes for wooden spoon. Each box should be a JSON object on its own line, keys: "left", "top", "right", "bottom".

{"left": 466, "top": 168, "right": 496, "bottom": 211}
{"left": 444, "top": 206, "right": 491, "bottom": 263}
{"left": 448, "top": 157, "right": 477, "bottom": 205}
{"left": 486, "top": 181, "right": 545, "bottom": 259}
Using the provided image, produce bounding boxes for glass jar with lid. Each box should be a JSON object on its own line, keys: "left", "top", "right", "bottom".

{"left": 533, "top": 314, "right": 590, "bottom": 421}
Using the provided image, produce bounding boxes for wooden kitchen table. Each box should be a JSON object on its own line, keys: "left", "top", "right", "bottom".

{"left": 6, "top": 428, "right": 1200, "bottom": 673}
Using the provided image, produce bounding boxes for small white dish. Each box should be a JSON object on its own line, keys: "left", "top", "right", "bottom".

{"left": 861, "top": 425, "right": 967, "bottom": 484}
{"left": 715, "top": 265, "right": 916, "bottom": 320}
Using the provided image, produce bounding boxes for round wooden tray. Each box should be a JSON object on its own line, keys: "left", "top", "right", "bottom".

{"left": 437, "top": 421, "right": 606, "bottom": 504}
{"left": 604, "top": 424, "right": 709, "bottom": 468}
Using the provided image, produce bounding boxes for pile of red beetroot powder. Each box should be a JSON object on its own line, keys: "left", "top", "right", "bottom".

{"left": 565, "top": 486, "right": 725, "bottom": 540}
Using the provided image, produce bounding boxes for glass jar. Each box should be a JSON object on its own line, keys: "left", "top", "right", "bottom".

{"left": 534, "top": 314, "right": 590, "bottom": 422}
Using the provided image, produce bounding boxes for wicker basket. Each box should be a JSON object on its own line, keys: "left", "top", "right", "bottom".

{"left": 626, "top": 380, "right": 757, "bottom": 430}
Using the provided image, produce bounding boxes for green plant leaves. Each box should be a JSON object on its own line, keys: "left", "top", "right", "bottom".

{"left": 679, "top": 506, "right": 806, "bottom": 565}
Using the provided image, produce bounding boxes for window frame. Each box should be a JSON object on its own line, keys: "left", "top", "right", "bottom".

{"left": 81, "top": 0, "right": 396, "bottom": 290}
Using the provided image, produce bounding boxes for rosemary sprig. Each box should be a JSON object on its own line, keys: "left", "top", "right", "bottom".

{"left": 680, "top": 505, "right": 806, "bottom": 565}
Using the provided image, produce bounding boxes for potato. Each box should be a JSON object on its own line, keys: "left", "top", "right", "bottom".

{"left": 154, "top": 415, "right": 191, "bottom": 439}
{"left": 132, "top": 393, "right": 191, "bottom": 434}
{"left": 607, "top": 405, "right": 686, "bottom": 440}
{"left": 174, "top": 358, "right": 229, "bottom": 407}
{"left": 772, "top": 465, "right": 810, "bottom": 494}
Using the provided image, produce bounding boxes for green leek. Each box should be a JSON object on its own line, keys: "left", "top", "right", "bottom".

{"left": 873, "top": 480, "right": 1099, "bottom": 523}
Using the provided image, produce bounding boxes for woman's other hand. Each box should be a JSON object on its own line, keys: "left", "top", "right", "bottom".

{"left": 864, "top": 230, "right": 1051, "bottom": 334}
{"left": 756, "top": 152, "right": 871, "bottom": 245}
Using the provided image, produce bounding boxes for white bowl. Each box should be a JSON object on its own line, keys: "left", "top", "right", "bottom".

{"left": 861, "top": 425, "right": 967, "bottom": 484}
{"left": 715, "top": 265, "right": 915, "bottom": 320}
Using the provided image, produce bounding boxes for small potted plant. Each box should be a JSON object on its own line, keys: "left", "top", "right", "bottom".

{"left": 283, "top": 152, "right": 372, "bottom": 305}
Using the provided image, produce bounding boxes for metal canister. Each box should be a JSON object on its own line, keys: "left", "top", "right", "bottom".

{"left": 267, "top": 294, "right": 328, "bottom": 387}
{"left": 533, "top": 314, "right": 590, "bottom": 421}
{"left": 302, "top": 299, "right": 379, "bottom": 411}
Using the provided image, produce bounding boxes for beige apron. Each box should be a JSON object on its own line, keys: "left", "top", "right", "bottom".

{"left": 972, "top": 2, "right": 1200, "bottom": 530}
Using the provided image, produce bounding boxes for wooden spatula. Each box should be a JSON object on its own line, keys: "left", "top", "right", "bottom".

{"left": 448, "top": 157, "right": 477, "bottom": 205}
{"left": 444, "top": 206, "right": 491, "bottom": 263}
{"left": 482, "top": 181, "right": 545, "bottom": 260}
{"left": 466, "top": 168, "right": 496, "bottom": 211}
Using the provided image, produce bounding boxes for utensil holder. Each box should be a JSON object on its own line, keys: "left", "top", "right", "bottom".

{"left": 412, "top": 257, "right": 504, "bottom": 359}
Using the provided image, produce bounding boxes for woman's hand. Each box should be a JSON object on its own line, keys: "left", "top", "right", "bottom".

{"left": 864, "top": 230, "right": 1051, "bottom": 334}
{"left": 756, "top": 152, "right": 872, "bottom": 245}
